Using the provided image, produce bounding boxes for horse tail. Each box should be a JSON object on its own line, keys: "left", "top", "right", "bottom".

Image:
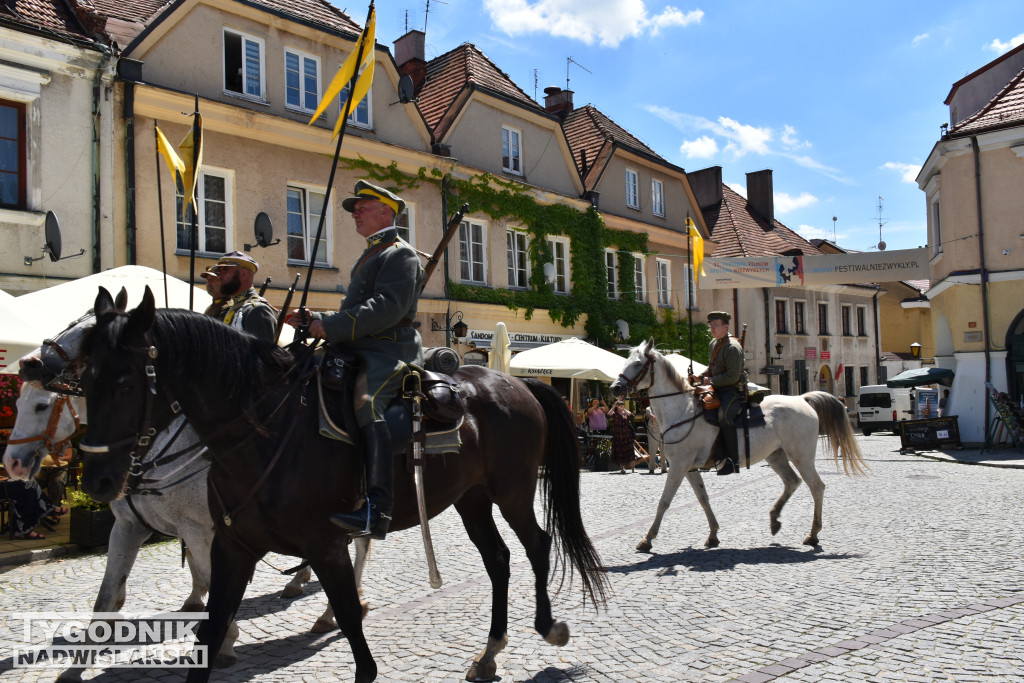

{"left": 524, "top": 379, "right": 609, "bottom": 610}
{"left": 802, "top": 391, "right": 869, "bottom": 476}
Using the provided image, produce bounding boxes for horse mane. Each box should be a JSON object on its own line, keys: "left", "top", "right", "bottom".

{"left": 653, "top": 348, "right": 692, "bottom": 392}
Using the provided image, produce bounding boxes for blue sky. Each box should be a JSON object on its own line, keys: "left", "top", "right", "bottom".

{"left": 363, "top": 1, "right": 1024, "bottom": 254}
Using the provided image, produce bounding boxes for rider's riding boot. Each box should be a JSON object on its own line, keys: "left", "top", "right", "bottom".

{"left": 716, "top": 424, "right": 740, "bottom": 476}
{"left": 330, "top": 421, "right": 394, "bottom": 539}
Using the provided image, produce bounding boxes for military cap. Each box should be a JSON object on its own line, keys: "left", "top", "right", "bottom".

{"left": 200, "top": 250, "right": 258, "bottom": 278}
{"left": 341, "top": 180, "right": 406, "bottom": 217}
{"left": 707, "top": 311, "right": 731, "bottom": 324}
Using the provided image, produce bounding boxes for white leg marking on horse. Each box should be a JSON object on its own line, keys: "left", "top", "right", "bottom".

{"left": 466, "top": 634, "right": 508, "bottom": 681}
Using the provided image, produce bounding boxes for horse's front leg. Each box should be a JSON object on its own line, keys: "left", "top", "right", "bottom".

{"left": 684, "top": 469, "right": 720, "bottom": 548}
{"left": 281, "top": 563, "right": 312, "bottom": 598}
{"left": 309, "top": 545, "right": 377, "bottom": 683}
{"left": 636, "top": 458, "right": 688, "bottom": 552}
{"left": 57, "top": 516, "right": 151, "bottom": 682}
{"left": 185, "top": 534, "right": 257, "bottom": 683}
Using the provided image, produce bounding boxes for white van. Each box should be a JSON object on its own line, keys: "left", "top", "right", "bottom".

{"left": 856, "top": 385, "right": 912, "bottom": 435}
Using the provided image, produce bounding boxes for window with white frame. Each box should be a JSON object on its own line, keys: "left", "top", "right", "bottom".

{"left": 507, "top": 229, "right": 529, "bottom": 289}
{"left": 223, "top": 29, "right": 265, "bottom": 99}
{"left": 459, "top": 219, "right": 486, "bottom": 284}
{"left": 284, "top": 48, "right": 320, "bottom": 113}
{"left": 930, "top": 198, "right": 942, "bottom": 257}
{"left": 395, "top": 202, "right": 415, "bottom": 246}
{"left": 286, "top": 184, "right": 331, "bottom": 266}
{"left": 340, "top": 80, "right": 371, "bottom": 128}
{"left": 502, "top": 126, "right": 522, "bottom": 174}
{"left": 625, "top": 168, "right": 639, "bottom": 209}
{"left": 176, "top": 168, "right": 233, "bottom": 254}
{"left": 605, "top": 249, "right": 618, "bottom": 299}
{"left": 856, "top": 305, "right": 867, "bottom": 336}
{"left": 634, "top": 253, "right": 646, "bottom": 302}
{"left": 683, "top": 264, "right": 695, "bottom": 309}
{"left": 656, "top": 258, "right": 672, "bottom": 306}
{"left": 651, "top": 178, "right": 665, "bottom": 217}
{"left": 0, "top": 99, "right": 26, "bottom": 209}
{"left": 776, "top": 298, "right": 789, "bottom": 333}
{"left": 841, "top": 304, "right": 852, "bottom": 335}
{"left": 794, "top": 300, "right": 806, "bottom": 334}
{"left": 546, "top": 237, "right": 569, "bottom": 294}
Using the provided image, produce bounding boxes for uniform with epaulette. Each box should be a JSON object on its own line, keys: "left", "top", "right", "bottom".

{"left": 311, "top": 181, "right": 424, "bottom": 540}
{"left": 703, "top": 311, "right": 746, "bottom": 475}
{"left": 201, "top": 251, "right": 277, "bottom": 343}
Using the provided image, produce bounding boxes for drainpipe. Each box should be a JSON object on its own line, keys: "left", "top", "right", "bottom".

{"left": 124, "top": 81, "right": 136, "bottom": 265}
{"left": 872, "top": 289, "right": 881, "bottom": 384}
{"left": 971, "top": 136, "right": 993, "bottom": 432}
{"left": 91, "top": 46, "right": 113, "bottom": 272}
{"left": 763, "top": 287, "right": 771, "bottom": 390}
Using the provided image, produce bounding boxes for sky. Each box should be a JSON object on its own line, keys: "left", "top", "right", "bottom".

{"left": 354, "top": 1, "right": 1024, "bottom": 254}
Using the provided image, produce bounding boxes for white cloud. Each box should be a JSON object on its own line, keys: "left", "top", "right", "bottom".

{"left": 483, "top": 0, "right": 703, "bottom": 48}
{"left": 986, "top": 32, "right": 1024, "bottom": 54}
{"left": 727, "top": 183, "right": 746, "bottom": 198}
{"left": 882, "top": 161, "right": 921, "bottom": 185}
{"left": 774, "top": 192, "right": 818, "bottom": 215}
{"left": 795, "top": 224, "right": 831, "bottom": 241}
{"left": 679, "top": 135, "right": 718, "bottom": 159}
{"left": 912, "top": 33, "right": 929, "bottom": 47}
{"left": 643, "top": 105, "right": 850, "bottom": 183}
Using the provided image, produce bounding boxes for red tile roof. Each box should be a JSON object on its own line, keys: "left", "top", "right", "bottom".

{"left": 0, "top": 0, "right": 97, "bottom": 45}
{"left": 417, "top": 43, "right": 542, "bottom": 134}
{"left": 562, "top": 104, "right": 665, "bottom": 179}
{"left": 703, "top": 184, "right": 824, "bottom": 258}
{"left": 89, "top": 0, "right": 170, "bottom": 25}
{"left": 948, "top": 65, "right": 1024, "bottom": 136}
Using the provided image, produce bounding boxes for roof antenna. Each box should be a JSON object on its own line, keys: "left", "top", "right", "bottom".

{"left": 567, "top": 56, "right": 591, "bottom": 92}
{"left": 876, "top": 196, "right": 887, "bottom": 251}
{"left": 533, "top": 68, "right": 538, "bottom": 100}
{"left": 423, "top": 0, "right": 447, "bottom": 34}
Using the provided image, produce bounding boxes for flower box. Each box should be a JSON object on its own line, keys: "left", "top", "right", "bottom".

{"left": 70, "top": 507, "right": 115, "bottom": 548}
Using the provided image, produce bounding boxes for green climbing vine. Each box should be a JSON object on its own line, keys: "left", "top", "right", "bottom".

{"left": 339, "top": 157, "right": 703, "bottom": 350}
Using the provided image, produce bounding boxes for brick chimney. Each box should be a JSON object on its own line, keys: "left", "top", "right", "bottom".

{"left": 394, "top": 30, "right": 427, "bottom": 91}
{"left": 543, "top": 86, "right": 574, "bottom": 119}
{"left": 746, "top": 169, "right": 774, "bottom": 226}
{"left": 686, "top": 166, "right": 723, "bottom": 209}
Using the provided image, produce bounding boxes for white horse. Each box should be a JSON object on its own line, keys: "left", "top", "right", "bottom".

{"left": 611, "top": 339, "right": 867, "bottom": 550}
{"left": 3, "top": 306, "right": 366, "bottom": 679}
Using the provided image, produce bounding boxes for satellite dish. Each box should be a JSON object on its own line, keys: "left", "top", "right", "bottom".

{"left": 878, "top": 240, "right": 887, "bottom": 251}
{"left": 397, "top": 74, "right": 416, "bottom": 104}
{"left": 542, "top": 262, "right": 556, "bottom": 284}
{"left": 246, "top": 212, "right": 280, "bottom": 250}
{"left": 615, "top": 319, "right": 630, "bottom": 341}
{"left": 44, "top": 211, "right": 62, "bottom": 261}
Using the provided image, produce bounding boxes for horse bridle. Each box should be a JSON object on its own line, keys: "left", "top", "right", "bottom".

{"left": 6, "top": 393, "right": 85, "bottom": 459}
{"left": 39, "top": 312, "right": 95, "bottom": 396}
{"left": 617, "top": 349, "right": 704, "bottom": 445}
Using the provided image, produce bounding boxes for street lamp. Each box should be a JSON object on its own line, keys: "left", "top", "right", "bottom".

{"left": 431, "top": 311, "right": 469, "bottom": 345}
{"left": 910, "top": 342, "right": 922, "bottom": 359}
{"left": 771, "top": 341, "right": 784, "bottom": 364}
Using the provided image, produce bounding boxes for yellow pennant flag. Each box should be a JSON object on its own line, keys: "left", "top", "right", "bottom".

{"left": 178, "top": 114, "right": 203, "bottom": 214}
{"left": 155, "top": 126, "right": 184, "bottom": 180}
{"left": 687, "top": 217, "right": 705, "bottom": 278}
{"left": 309, "top": 6, "right": 375, "bottom": 137}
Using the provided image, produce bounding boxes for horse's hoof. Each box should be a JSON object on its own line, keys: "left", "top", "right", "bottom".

{"left": 635, "top": 539, "right": 652, "bottom": 553}
{"left": 466, "top": 660, "right": 497, "bottom": 681}
{"left": 181, "top": 599, "right": 204, "bottom": 612}
{"left": 770, "top": 520, "right": 782, "bottom": 536}
{"left": 56, "top": 670, "right": 84, "bottom": 682}
{"left": 280, "top": 583, "right": 303, "bottom": 599}
{"left": 310, "top": 617, "right": 337, "bottom": 634}
{"left": 543, "top": 621, "right": 570, "bottom": 647}
{"left": 213, "top": 653, "right": 238, "bottom": 669}
{"left": 704, "top": 536, "right": 720, "bottom": 548}
{"left": 361, "top": 598, "right": 370, "bottom": 619}
{"left": 803, "top": 535, "right": 819, "bottom": 547}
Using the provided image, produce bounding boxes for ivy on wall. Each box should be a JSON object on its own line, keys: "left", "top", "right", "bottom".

{"left": 339, "top": 157, "right": 706, "bottom": 355}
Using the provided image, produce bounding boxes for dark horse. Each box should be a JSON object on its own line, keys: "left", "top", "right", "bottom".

{"left": 77, "top": 287, "right": 608, "bottom": 683}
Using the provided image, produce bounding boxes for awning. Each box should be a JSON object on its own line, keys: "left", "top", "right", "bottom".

{"left": 886, "top": 367, "right": 954, "bottom": 388}
{"left": 509, "top": 337, "right": 626, "bottom": 382}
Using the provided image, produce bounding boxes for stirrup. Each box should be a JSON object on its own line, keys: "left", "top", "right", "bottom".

{"left": 330, "top": 505, "right": 391, "bottom": 540}
{"left": 715, "top": 459, "right": 738, "bottom": 476}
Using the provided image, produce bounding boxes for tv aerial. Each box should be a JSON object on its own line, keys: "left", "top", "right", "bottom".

{"left": 23, "top": 211, "right": 85, "bottom": 266}
{"left": 245, "top": 211, "right": 280, "bottom": 250}
{"left": 875, "top": 196, "right": 887, "bottom": 251}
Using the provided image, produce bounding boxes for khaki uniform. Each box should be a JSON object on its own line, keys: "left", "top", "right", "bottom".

{"left": 204, "top": 287, "right": 277, "bottom": 343}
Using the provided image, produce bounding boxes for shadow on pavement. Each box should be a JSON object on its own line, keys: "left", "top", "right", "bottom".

{"left": 604, "top": 544, "right": 858, "bottom": 575}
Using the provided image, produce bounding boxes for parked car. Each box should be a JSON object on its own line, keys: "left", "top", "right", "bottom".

{"left": 856, "top": 385, "right": 912, "bottom": 436}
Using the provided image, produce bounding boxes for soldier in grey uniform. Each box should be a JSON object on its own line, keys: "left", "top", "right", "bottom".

{"left": 290, "top": 180, "right": 424, "bottom": 539}
{"left": 201, "top": 250, "right": 277, "bottom": 343}
{"left": 691, "top": 311, "right": 745, "bottom": 475}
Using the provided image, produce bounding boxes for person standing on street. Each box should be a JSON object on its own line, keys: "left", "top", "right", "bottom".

{"left": 202, "top": 251, "right": 277, "bottom": 343}
{"left": 289, "top": 180, "right": 424, "bottom": 540}
{"left": 691, "top": 311, "right": 746, "bottom": 475}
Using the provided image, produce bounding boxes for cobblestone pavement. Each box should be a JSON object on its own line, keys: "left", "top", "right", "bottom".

{"left": 2, "top": 433, "right": 1022, "bottom": 682}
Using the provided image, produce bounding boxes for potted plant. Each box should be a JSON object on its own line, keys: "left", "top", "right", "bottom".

{"left": 0, "top": 374, "right": 20, "bottom": 429}
{"left": 67, "top": 480, "right": 114, "bottom": 549}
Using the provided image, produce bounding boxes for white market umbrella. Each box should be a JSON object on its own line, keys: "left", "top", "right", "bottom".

{"left": 664, "top": 353, "right": 708, "bottom": 378}
{"left": 509, "top": 337, "right": 626, "bottom": 383}
{"left": 0, "top": 290, "right": 49, "bottom": 374}
{"left": 8, "top": 265, "right": 211, "bottom": 335}
{"left": 488, "top": 322, "right": 511, "bottom": 374}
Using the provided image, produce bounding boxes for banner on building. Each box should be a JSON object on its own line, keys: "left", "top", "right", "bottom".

{"left": 700, "top": 247, "right": 928, "bottom": 289}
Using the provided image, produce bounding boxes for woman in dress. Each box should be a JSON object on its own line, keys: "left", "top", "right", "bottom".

{"left": 607, "top": 400, "right": 635, "bottom": 474}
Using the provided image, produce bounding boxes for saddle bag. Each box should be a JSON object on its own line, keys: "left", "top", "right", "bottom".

{"left": 418, "top": 371, "right": 465, "bottom": 423}
{"left": 694, "top": 385, "right": 721, "bottom": 410}
{"left": 322, "top": 348, "right": 359, "bottom": 391}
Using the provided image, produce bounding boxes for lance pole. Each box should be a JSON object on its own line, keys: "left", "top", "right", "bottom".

{"left": 187, "top": 94, "right": 200, "bottom": 310}
{"left": 687, "top": 214, "right": 694, "bottom": 377}
{"left": 153, "top": 123, "right": 170, "bottom": 308}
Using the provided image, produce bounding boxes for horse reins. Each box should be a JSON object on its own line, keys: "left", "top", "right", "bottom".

{"left": 6, "top": 393, "right": 85, "bottom": 458}
{"left": 617, "top": 350, "right": 703, "bottom": 445}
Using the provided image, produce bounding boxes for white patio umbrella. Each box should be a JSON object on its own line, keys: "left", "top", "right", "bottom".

{"left": 0, "top": 290, "right": 49, "bottom": 374}
{"left": 488, "top": 322, "right": 512, "bottom": 373}
{"left": 509, "top": 337, "right": 626, "bottom": 383}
